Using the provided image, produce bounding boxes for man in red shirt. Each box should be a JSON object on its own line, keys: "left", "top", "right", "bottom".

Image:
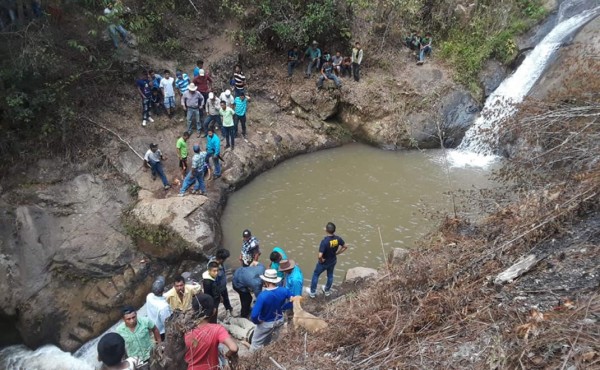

{"left": 192, "top": 69, "right": 213, "bottom": 107}
{"left": 184, "top": 294, "right": 238, "bottom": 370}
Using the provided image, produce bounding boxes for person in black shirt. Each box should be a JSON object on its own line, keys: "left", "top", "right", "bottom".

{"left": 307, "top": 222, "right": 348, "bottom": 298}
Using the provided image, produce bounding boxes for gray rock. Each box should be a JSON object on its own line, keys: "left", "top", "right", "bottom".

{"left": 480, "top": 60, "right": 507, "bottom": 98}
{"left": 345, "top": 267, "right": 378, "bottom": 282}
{"left": 388, "top": 248, "right": 410, "bottom": 265}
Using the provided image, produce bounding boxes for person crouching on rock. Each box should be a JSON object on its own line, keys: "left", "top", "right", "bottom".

{"left": 185, "top": 294, "right": 238, "bottom": 370}
{"left": 143, "top": 143, "right": 171, "bottom": 190}
{"left": 317, "top": 58, "right": 342, "bottom": 90}
{"left": 179, "top": 144, "right": 207, "bottom": 196}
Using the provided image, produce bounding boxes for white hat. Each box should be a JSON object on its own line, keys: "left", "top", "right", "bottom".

{"left": 208, "top": 92, "right": 214, "bottom": 99}
{"left": 224, "top": 89, "right": 231, "bottom": 96}
{"left": 260, "top": 269, "right": 282, "bottom": 284}
{"left": 188, "top": 83, "right": 198, "bottom": 92}
{"left": 199, "top": 69, "right": 205, "bottom": 76}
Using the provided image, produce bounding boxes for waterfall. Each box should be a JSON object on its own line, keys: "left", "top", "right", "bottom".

{"left": 449, "top": 3, "right": 600, "bottom": 167}
{"left": 0, "top": 305, "right": 147, "bottom": 370}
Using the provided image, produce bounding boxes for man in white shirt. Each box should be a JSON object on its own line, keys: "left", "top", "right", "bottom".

{"left": 219, "top": 89, "right": 234, "bottom": 108}
{"left": 145, "top": 277, "right": 172, "bottom": 341}
{"left": 143, "top": 143, "right": 170, "bottom": 190}
{"left": 160, "top": 70, "right": 176, "bottom": 118}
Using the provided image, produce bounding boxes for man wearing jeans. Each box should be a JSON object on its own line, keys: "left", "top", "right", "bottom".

{"left": 183, "top": 83, "right": 204, "bottom": 138}
{"left": 233, "top": 92, "right": 250, "bottom": 139}
{"left": 206, "top": 128, "right": 221, "bottom": 178}
{"left": 303, "top": 41, "right": 321, "bottom": 78}
{"left": 143, "top": 143, "right": 170, "bottom": 190}
{"left": 136, "top": 72, "right": 154, "bottom": 127}
{"left": 204, "top": 92, "right": 222, "bottom": 135}
{"left": 316, "top": 59, "right": 342, "bottom": 90}
{"left": 307, "top": 222, "right": 348, "bottom": 298}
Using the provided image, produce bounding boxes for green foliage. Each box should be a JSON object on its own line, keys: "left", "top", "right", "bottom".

{"left": 221, "top": 0, "right": 351, "bottom": 49}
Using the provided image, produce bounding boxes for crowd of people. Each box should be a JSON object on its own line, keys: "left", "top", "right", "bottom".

{"left": 287, "top": 40, "right": 364, "bottom": 89}
{"left": 96, "top": 222, "right": 349, "bottom": 370}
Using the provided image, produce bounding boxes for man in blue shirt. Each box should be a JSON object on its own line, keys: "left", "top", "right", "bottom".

{"left": 206, "top": 128, "right": 221, "bottom": 178}
{"left": 233, "top": 92, "right": 250, "bottom": 139}
{"left": 232, "top": 261, "right": 266, "bottom": 319}
{"left": 278, "top": 259, "right": 304, "bottom": 297}
{"left": 317, "top": 59, "right": 342, "bottom": 90}
{"left": 307, "top": 222, "right": 348, "bottom": 298}
{"left": 250, "top": 269, "right": 293, "bottom": 351}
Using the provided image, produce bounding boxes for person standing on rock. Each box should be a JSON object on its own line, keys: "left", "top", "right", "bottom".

{"left": 209, "top": 248, "right": 234, "bottom": 316}
{"left": 351, "top": 41, "right": 363, "bottom": 82}
{"left": 232, "top": 261, "right": 266, "bottom": 319}
{"left": 278, "top": 259, "right": 304, "bottom": 297}
{"left": 240, "top": 229, "right": 261, "bottom": 266}
{"left": 204, "top": 92, "right": 222, "bottom": 135}
{"left": 307, "top": 222, "right": 348, "bottom": 298}
{"left": 250, "top": 269, "right": 294, "bottom": 351}
{"left": 193, "top": 68, "right": 213, "bottom": 107}
{"left": 232, "top": 64, "right": 247, "bottom": 97}
{"left": 219, "top": 100, "right": 236, "bottom": 151}
{"left": 176, "top": 131, "right": 190, "bottom": 180}
{"left": 179, "top": 144, "right": 208, "bottom": 196}
{"left": 160, "top": 69, "right": 176, "bottom": 118}
{"left": 143, "top": 143, "right": 171, "bottom": 190}
{"left": 136, "top": 71, "right": 154, "bottom": 127}
{"left": 185, "top": 294, "right": 238, "bottom": 370}
{"left": 233, "top": 91, "right": 250, "bottom": 139}
{"left": 183, "top": 83, "right": 204, "bottom": 138}
{"left": 206, "top": 127, "right": 222, "bottom": 178}
{"left": 115, "top": 305, "right": 161, "bottom": 367}
{"left": 145, "top": 277, "right": 172, "bottom": 341}
{"left": 417, "top": 32, "right": 433, "bottom": 65}
{"left": 164, "top": 275, "right": 203, "bottom": 311}
{"left": 303, "top": 40, "right": 322, "bottom": 78}
{"left": 202, "top": 261, "right": 221, "bottom": 323}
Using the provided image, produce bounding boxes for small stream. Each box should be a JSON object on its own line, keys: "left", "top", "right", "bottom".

{"left": 221, "top": 144, "right": 497, "bottom": 279}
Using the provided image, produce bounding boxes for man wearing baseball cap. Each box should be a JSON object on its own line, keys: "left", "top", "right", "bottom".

{"left": 203, "top": 91, "right": 222, "bottom": 135}
{"left": 306, "top": 222, "right": 349, "bottom": 298}
{"left": 239, "top": 229, "right": 261, "bottom": 266}
{"left": 249, "top": 269, "right": 294, "bottom": 351}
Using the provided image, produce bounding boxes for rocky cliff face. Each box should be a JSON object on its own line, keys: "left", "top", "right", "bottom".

{"left": 0, "top": 40, "right": 497, "bottom": 351}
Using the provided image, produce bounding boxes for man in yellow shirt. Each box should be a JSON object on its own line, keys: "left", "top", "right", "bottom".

{"left": 164, "top": 275, "right": 202, "bottom": 311}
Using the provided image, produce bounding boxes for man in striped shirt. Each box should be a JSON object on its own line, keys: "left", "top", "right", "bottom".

{"left": 232, "top": 64, "right": 246, "bottom": 97}
{"left": 175, "top": 70, "right": 190, "bottom": 110}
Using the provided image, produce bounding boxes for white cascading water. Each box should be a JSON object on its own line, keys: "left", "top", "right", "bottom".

{"left": 449, "top": 2, "right": 600, "bottom": 168}
{"left": 0, "top": 305, "right": 147, "bottom": 370}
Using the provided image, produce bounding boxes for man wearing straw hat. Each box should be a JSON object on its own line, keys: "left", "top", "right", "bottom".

{"left": 182, "top": 82, "right": 205, "bottom": 138}
{"left": 250, "top": 269, "right": 294, "bottom": 351}
{"left": 278, "top": 259, "right": 304, "bottom": 297}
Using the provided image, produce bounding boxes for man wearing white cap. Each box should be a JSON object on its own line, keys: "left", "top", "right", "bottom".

{"left": 182, "top": 83, "right": 205, "bottom": 138}
{"left": 203, "top": 92, "right": 221, "bottom": 135}
{"left": 219, "top": 89, "right": 234, "bottom": 108}
{"left": 249, "top": 269, "right": 294, "bottom": 351}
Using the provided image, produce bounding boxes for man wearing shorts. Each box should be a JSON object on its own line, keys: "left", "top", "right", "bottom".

{"left": 160, "top": 69, "right": 176, "bottom": 118}
{"left": 176, "top": 131, "right": 190, "bottom": 179}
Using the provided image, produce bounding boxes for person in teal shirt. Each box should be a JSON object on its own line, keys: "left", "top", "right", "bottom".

{"left": 269, "top": 247, "right": 288, "bottom": 278}
{"left": 233, "top": 92, "right": 250, "bottom": 138}
{"left": 303, "top": 40, "right": 322, "bottom": 77}
{"left": 278, "top": 259, "right": 304, "bottom": 297}
{"left": 115, "top": 305, "right": 161, "bottom": 362}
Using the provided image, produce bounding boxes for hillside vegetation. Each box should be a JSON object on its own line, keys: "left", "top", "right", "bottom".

{"left": 0, "top": 0, "right": 548, "bottom": 169}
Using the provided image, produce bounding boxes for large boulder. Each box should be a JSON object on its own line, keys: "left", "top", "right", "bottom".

{"left": 345, "top": 267, "right": 378, "bottom": 282}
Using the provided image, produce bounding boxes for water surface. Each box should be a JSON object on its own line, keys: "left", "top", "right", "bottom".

{"left": 221, "top": 144, "right": 496, "bottom": 280}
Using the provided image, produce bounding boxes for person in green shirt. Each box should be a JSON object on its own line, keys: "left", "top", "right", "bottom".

{"left": 176, "top": 131, "right": 190, "bottom": 179}
{"left": 219, "top": 100, "right": 236, "bottom": 150}
{"left": 417, "top": 32, "right": 433, "bottom": 65}
{"left": 115, "top": 305, "right": 161, "bottom": 364}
